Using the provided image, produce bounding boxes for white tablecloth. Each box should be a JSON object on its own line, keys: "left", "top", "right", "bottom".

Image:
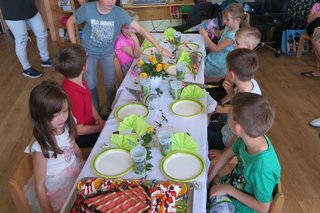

{"left": 61, "top": 33, "right": 216, "bottom": 213}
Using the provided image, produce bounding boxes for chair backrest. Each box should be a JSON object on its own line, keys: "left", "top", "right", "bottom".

{"left": 269, "top": 182, "right": 285, "bottom": 213}
{"left": 114, "top": 56, "right": 124, "bottom": 89}
{"left": 8, "top": 154, "right": 33, "bottom": 213}
{"left": 265, "top": 0, "right": 289, "bottom": 15}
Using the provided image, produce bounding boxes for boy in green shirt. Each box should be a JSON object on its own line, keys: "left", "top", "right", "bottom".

{"left": 208, "top": 93, "right": 281, "bottom": 213}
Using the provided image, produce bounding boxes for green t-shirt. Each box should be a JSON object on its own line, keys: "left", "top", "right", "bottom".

{"left": 220, "top": 135, "right": 281, "bottom": 213}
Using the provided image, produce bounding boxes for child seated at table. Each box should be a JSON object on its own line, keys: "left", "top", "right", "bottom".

{"left": 207, "top": 26, "right": 261, "bottom": 103}
{"left": 53, "top": 44, "right": 106, "bottom": 148}
{"left": 199, "top": 3, "right": 250, "bottom": 83}
{"left": 115, "top": 10, "right": 141, "bottom": 75}
{"left": 24, "top": 80, "right": 84, "bottom": 212}
{"left": 208, "top": 92, "right": 281, "bottom": 213}
{"left": 208, "top": 48, "right": 261, "bottom": 159}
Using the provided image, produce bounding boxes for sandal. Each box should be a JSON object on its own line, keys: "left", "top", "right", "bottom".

{"left": 301, "top": 71, "right": 320, "bottom": 80}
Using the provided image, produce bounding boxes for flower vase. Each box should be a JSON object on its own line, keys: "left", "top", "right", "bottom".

{"left": 149, "top": 76, "right": 162, "bottom": 90}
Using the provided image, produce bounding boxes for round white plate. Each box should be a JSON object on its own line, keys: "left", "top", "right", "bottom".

{"left": 115, "top": 102, "right": 149, "bottom": 121}
{"left": 166, "top": 64, "right": 192, "bottom": 76}
{"left": 170, "top": 100, "right": 204, "bottom": 117}
{"left": 177, "top": 42, "right": 199, "bottom": 51}
{"left": 160, "top": 151, "right": 205, "bottom": 182}
{"left": 91, "top": 148, "right": 133, "bottom": 178}
{"left": 142, "top": 47, "right": 157, "bottom": 56}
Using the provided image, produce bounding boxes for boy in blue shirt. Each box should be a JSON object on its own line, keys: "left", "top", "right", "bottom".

{"left": 208, "top": 92, "right": 281, "bottom": 213}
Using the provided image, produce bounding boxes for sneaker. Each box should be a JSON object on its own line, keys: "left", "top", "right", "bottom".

{"left": 23, "top": 67, "right": 43, "bottom": 79}
{"left": 41, "top": 58, "right": 52, "bottom": 68}
{"left": 310, "top": 117, "right": 320, "bottom": 128}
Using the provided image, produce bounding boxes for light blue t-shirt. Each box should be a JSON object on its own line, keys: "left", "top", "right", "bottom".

{"left": 75, "top": 2, "right": 133, "bottom": 55}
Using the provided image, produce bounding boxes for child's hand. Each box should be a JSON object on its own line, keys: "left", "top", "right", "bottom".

{"left": 209, "top": 184, "right": 231, "bottom": 199}
{"left": 199, "top": 27, "right": 208, "bottom": 37}
{"left": 222, "top": 79, "right": 234, "bottom": 92}
{"left": 95, "top": 119, "right": 106, "bottom": 130}
{"left": 159, "top": 48, "right": 173, "bottom": 59}
{"left": 209, "top": 149, "right": 223, "bottom": 160}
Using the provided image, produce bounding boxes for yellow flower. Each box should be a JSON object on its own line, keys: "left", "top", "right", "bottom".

{"left": 137, "top": 59, "right": 144, "bottom": 67}
{"left": 146, "top": 127, "right": 154, "bottom": 134}
{"left": 139, "top": 72, "right": 148, "bottom": 79}
{"left": 148, "top": 56, "right": 158, "bottom": 64}
{"left": 156, "top": 64, "right": 163, "bottom": 72}
{"left": 163, "top": 63, "right": 169, "bottom": 70}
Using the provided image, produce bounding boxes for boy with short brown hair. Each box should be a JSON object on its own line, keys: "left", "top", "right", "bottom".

{"left": 208, "top": 92, "right": 281, "bottom": 213}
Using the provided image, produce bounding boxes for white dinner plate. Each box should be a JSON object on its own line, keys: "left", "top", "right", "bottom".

{"left": 114, "top": 102, "right": 149, "bottom": 121}
{"left": 142, "top": 47, "right": 157, "bottom": 56}
{"left": 166, "top": 64, "right": 192, "bottom": 76}
{"left": 91, "top": 148, "right": 133, "bottom": 178}
{"left": 160, "top": 151, "right": 205, "bottom": 182}
{"left": 170, "top": 99, "right": 204, "bottom": 117}
{"left": 177, "top": 42, "right": 199, "bottom": 51}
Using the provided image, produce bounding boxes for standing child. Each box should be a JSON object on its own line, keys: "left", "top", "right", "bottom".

{"left": 24, "top": 80, "right": 84, "bottom": 212}
{"left": 53, "top": 44, "right": 106, "bottom": 148}
{"left": 199, "top": 3, "right": 250, "bottom": 83}
{"left": 208, "top": 92, "right": 281, "bottom": 213}
{"left": 208, "top": 48, "right": 262, "bottom": 159}
{"left": 67, "top": 0, "right": 171, "bottom": 113}
{"left": 115, "top": 10, "right": 141, "bottom": 75}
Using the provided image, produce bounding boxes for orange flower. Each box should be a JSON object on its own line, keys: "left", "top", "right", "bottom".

{"left": 163, "top": 63, "right": 169, "bottom": 70}
{"left": 137, "top": 59, "right": 144, "bottom": 67}
{"left": 139, "top": 72, "right": 148, "bottom": 79}
{"left": 156, "top": 64, "right": 163, "bottom": 72}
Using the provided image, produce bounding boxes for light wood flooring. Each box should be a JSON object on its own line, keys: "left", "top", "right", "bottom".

{"left": 0, "top": 32, "right": 320, "bottom": 212}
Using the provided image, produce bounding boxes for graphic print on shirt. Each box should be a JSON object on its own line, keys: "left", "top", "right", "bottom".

{"left": 62, "top": 145, "right": 75, "bottom": 163}
{"left": 90, "top": 19, "right": 114, "bottom": 44}
{"left": 223, "top": 157, "right": 246, "bottom": 191}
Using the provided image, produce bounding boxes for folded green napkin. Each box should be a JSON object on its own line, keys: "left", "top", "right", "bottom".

{"left": 177, "top": 50, "right": 191, "bottom": 65}
{"left": 142, "top": 40, "right": 154, "bottom": 49}
{"left": 172, "top": 132, "right": 198, "bottom": 153}
{"left": 180, "top": 85, "right": 205, "bottom": 100}
{"left": 110, "top": 134, "right": 138, "bottom": 151}
{"left": 163, "top": 27, "right": 176, "bottom": 40}
{"left": 118, "top": 114, "right": 151, "bottom": 136}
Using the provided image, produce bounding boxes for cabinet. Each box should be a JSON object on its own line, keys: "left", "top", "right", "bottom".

{"left": 45, "top": 0, "right": 81, "bottom": 46}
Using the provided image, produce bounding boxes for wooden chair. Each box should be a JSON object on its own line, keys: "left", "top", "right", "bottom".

{"left": 296, "top": 32, "right": 311, "bottom": 57}
{"left": 269, "top": 182, "right": 285, "bottom": 213}
{"left": 8, "top": 154, "right": 32, "bottom": 213}
{"left": 114, "top": 57, "right": 124, "bottom": 89}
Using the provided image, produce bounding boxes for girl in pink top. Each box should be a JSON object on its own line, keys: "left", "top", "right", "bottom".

{"left": 115, "top": 11, "right": 141, "bottom": 75}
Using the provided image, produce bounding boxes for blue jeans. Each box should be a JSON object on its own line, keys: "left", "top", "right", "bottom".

{"left": 5, "top": 12, "right": 49, "bottom": 70}
{"left": 85, "top": 52, "right": 116, "bottom": 113}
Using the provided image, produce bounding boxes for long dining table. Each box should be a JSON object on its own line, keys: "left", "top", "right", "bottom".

{"left": 61, "top": 33, "right": 217, "bottom": 213}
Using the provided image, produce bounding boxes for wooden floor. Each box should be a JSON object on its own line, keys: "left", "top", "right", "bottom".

{"left": 0, "top": 32, "right": 320, "bottom": 213}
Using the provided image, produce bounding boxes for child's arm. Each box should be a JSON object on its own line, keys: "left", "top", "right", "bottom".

{"left": 92, "top": 104, "right": 106, "bottom": 130}
{"left": 222, "top": 79, "right": 235, "bottom": 101}
{"left": 32, "top": 152, "right": 54, "bottom": 213}
{"left": 199, "top": 27, "right": 234, "bottom": 52}
{"left": 208, "top": 147, "right": 235, "bottom": 183}
{"left": 66, "top": 15, "right": 78, "bottom": 44}
{"left": 210, "top": 184, "right": 271, "bottom": 212}
{"left": 120, "top": 34, "right": 141, "bottom": 58}
{"left": 130, "top": 20, "right": 172, "bottom": 58}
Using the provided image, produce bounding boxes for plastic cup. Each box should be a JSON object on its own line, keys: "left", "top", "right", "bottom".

{"left": 157, "top": 130, "right": 173, "bottom": 156}
{"left": 140, "top": 78, "right": 151, "bottom": 94}
{"left": 176, "top": 63, "right": 186, "bottom": 81}
{"left": 155, "top": 52, "right": 163, "bottom": 63}
{"left": 209, "top": 195, "right": 235, "bottom": 213}
{"left": 174, "top": 31, "right": 182, "bottom": 44}
{"left": 169, "top": 80, "right": 182, "bottom": 100}
{"left": 130, "top": 145, "right": 147, "bottom": 177}
{"left": 144, "top": 93, "right": 160, "bottom": 110}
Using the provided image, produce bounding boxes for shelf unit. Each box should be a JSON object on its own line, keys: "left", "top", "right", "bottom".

{"left": 45, "top": 0, "right": 81, "bottom": 46}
